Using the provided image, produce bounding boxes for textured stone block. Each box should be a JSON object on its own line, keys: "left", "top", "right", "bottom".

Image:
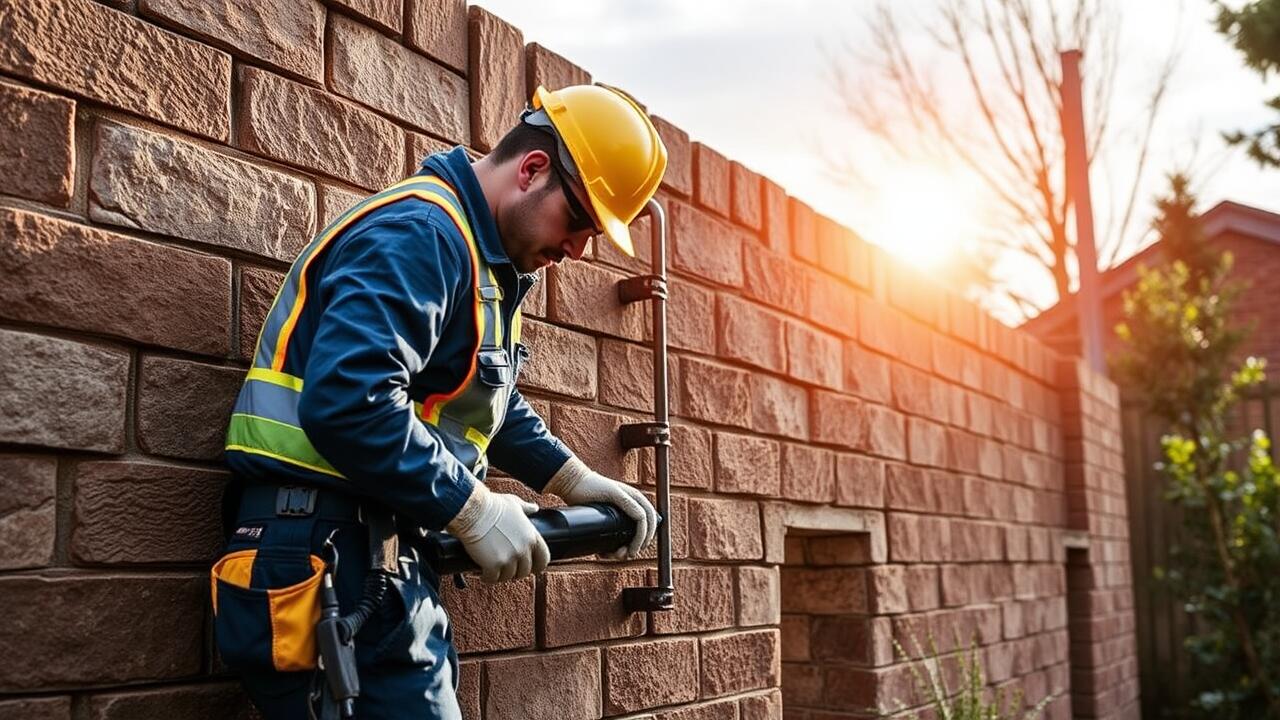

{"left": 541, "top": 568, "right": 647, "bottom": 647}
{"left": 0, "top": 0, "right": 231, "bottom": 140}
{"left": 0, "top": 330, "right": 129, "bottom": 453}
{"left": 0, "top": 456, "right": 57, "bottom": 570}
{"left": 485, "top": 648, "right": 600, "bottom": 720}
{"left": 810, "top": 390, "right": 867, "bottom": 449}
{"left": 640, "top": 423, "right": 712, "bottom": 490}
{"left": 729, "top": 161, "right": 763, "bottom": 230}
{"left": 0, "top": 575, "right": 204, "bottom": 690}
{"left": 652, "top": 116, "right": 692, "bottom": 196}
{"left": 84, "top": 683, "right": 254, "bottom": 720}
{"left": 468, "top": 6, "right": 524, "bottom": 152}
{"left": 140, "top": 0, "right": 324, "bottom": 81}
{"left": 598, "top": 339, "right": 653, "bottom": 413}
{"left": 713, "top": 432, "right": 780, "bottom": 496}
{"left": 677, "top": 357, "right": 751, "bottom": 429}
{"left": 700, "top": 629, "right": 779, "bottom": 697}
{"left": 406, "top": 131, "right": 453, "bottom": 176}
{"left": 72, "top": 461, "right": 226, "bottom": 564}
{"left": 807, "top": 274, "right": 859, "bottom": 338}
{"left": 656, "top": 699, "right": 738, "bottom": 720}
{"left": 739, "top": 688, "right": 782, "bottom": 720}
{"left": 0, "top": 81, "right": 74, "bottom": 206}
{"left": 670, "top": 201, "right": 744, "bottom": 287}
{"left": 457, "top": 660, "right": 480, "bottom": 720}
{"left": 328, "top": 13, "right": 469, "bottom": 143}
{"left": 548, "top": 260, "right": 647, "bottom": 342}
{"left": 551, "top": 404, "right": 639, "bottom": 485}
{"left": 835, "top": 453, "right": 886, "bottom": 508}
{"left": 781, "top": 443, "right": 835, "bottom": 503}
{"left": 668, "top": 277, "right": 716, "bottom": 354}
{"left": 406, "top": 0, "right": 467, "bottom": 72}
{"left": 786, "top": 321, "right": 842, "bottom": 389}
{"left": 652, "top": 566, "right": 735, "bottom": 634}
{"left": 687, "top": 497, "right": 762, "bottom": 560}
{"left": 780, "top": 567, "right": 867, "bottom": 614}
{"left": 238, "top": 66, "right": 402, "bottom": 190}
{"left": 605, "top": 637, "right": 699, "bottom": 714}
{"left": 749, "top": 374, "right": 809, "bottom": 441}
{"left": 136, "top": 356, "right": 242, "bottom": 461}
{"left": 238, "top": 267, "right": 285, "bottom": 361}
{"left": 91, "top": 120, "right": 314, "bottom": 262}
{"left": 0, "top": 209, "right": 232, "bottom": 355}
{"left": 789, "top": 200, "right": 818, "bottom": 264}
{"left": 742, "top": 248, "right": 808, "bottom": 315}
{"left": 865, "top": 403, "right": 908, "bottom": 460}
{"left": 736, "top": 565, "right": 780, "bottom": 626}
{"left": 844, "top": 342, "right": 892, "bottom": 404}
{"left": 716, "top": 294, "right": 786, "bottom": 373}
{"left": 526, "top": 42, "right": 591, "bottom": 95}
{"left": 0, "top": 697, "right": 70, "bottom": 720}
{"left": 518, "top": 319, "right": 597, "bottom": 399}
{"left": 439, "top": 575, "right": 533, "bottom": 653}
{"left": 693, "top": 143, "right": 731, "bottom": 218}
{"left": 327, "top": 0, "right": 402, "bottom": 33}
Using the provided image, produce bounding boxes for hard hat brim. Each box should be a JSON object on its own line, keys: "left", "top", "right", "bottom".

{"left": 591, "top": 194, "right": 635, "bottom": 257}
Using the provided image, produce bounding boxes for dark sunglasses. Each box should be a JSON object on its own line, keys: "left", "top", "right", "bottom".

{"left": 548, "top": 158, "right": 601, "bottom": 235}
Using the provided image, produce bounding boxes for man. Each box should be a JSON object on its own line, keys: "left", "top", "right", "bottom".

{"left": 212, "top": 84, "right": 667, "bottom": 719}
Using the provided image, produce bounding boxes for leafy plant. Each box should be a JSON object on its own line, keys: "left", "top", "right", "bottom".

{"left": 1112, "top": 174, "right": 1280, "bottom": 718}
{"left": 884, "top": 635, "right": 1055, "bottom": 720}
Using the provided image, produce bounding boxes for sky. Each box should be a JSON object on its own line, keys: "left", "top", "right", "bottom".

{"left": 467, "top": 0, "right": 1280, "bottom": 324}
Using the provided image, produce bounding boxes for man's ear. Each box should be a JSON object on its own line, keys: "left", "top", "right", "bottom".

{"left": 516, "top": 150, "right": 553, "bottom": 192}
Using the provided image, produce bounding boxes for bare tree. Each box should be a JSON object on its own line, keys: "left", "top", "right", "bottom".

{"left": 828, "top": 0, "right": 1178, "bottom": 319}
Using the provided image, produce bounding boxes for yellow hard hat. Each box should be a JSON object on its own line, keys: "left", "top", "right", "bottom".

{"left": 531, "top": 84, "right": 667, "bottom": 257}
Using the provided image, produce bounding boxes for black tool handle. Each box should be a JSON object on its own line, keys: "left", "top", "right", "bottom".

{"left": 418, "top": 503, "right": 636, "bottom": 575}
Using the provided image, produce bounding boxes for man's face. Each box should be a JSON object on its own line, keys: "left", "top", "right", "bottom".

{"left": 499, "top": 151, "right": 600, "bottom": 274}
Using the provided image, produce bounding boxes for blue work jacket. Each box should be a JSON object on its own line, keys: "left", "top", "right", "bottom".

{"left": 225, "top": 147, "right": 573, "bottom": 530}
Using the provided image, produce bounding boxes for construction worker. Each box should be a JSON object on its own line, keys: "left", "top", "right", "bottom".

{"left": 210, "top": 84, "right": 667, "bottom": 719}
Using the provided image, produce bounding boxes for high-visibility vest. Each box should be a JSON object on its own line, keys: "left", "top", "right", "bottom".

{"left": 225, "top": 175, "right": 522, "bottom": 481}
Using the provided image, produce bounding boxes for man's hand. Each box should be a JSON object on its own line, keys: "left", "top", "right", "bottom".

{"left": 545, "top": 457, "right": 658, "bottom": 559}
{"left": 446, "top": 483, "right": 550, "bottom": 583}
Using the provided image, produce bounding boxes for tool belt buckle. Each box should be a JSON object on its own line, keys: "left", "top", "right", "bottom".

{"left": 276, "top": 486, "right": 317, "bottom": 517}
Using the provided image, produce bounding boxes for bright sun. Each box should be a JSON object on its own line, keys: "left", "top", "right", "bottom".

{"left": 870, "top": 167, "right": 983, "bottom": 270}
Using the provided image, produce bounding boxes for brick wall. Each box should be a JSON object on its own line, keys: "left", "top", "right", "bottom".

{"left": 0, "top": 1, "right": 1139, "bottom": 718}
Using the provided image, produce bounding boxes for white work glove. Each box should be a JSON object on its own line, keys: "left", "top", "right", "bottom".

{"left": 544, "top": 456, "right": 658, "bottom": 559}
{"left": 445, "top": 482, "right": 550, "bottom": 584}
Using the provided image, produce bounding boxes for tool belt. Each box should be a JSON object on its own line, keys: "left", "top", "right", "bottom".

{"left": 212, "top": 482, "right": 399, "bottom": 719}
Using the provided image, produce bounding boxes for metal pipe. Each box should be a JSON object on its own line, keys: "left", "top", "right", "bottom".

{"left": 647, "top": 197, "right": 673, "bottom": 593}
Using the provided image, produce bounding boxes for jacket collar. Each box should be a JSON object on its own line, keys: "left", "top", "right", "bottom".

{"left": 421, "top": 147, "right": 511, "bottom": 267}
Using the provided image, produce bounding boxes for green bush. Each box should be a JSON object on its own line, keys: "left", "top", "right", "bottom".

{"left": 884, "top": 635, "right": 1055, "bottom": 720}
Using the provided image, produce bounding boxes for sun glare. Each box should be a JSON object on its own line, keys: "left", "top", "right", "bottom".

{"left": 870, "top": 167, "right": 982, "bottom": 270}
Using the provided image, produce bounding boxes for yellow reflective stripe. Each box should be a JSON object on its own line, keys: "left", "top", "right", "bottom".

{"left": 512, "top": 308, "right": 523, "bottom": 345}
{"left": 465, "top": 426, "right": 491, "bottom": 452}
{"left": 246, "top": 367, "right": 304, "bottom": 392}
{"left": 226, "top": 444, "right": 345, "bottom": 479}
{"left": 271, "top": 177, "right": 474, "bottom": 372}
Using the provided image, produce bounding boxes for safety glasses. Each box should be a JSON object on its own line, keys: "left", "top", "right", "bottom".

{"left": 549, "top": 158, "right": 601, "bottom": 235}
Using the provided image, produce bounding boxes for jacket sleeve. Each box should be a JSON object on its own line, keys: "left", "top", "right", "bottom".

{"left": 487, "top": 388, "right": 573, "bottom": 492}
{"left": 295, "top": 216, "right": 477, "bottom": 531}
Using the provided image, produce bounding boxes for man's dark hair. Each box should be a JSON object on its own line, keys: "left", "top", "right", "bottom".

{"left": 489, "top": 121, "right": 560, "bottom": 167}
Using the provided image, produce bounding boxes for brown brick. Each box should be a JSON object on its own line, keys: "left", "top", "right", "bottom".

{"left": 656, "top": 699, "right": 738, "bottom": 720}
{"left": 653, "top": 566, "right": 735, "bottom": 634}
{"left": 140, "top": 0, "right": 323, "bottom": 81}
{"left": 594, "top": 211, "right": 655, "bottom": 275}
{"left": 2, "top": 209, "right": 232, "bottom": 355}
{"left": 522, "top": 270, "right": 548, "bottom": 318}
{"left": 327, "top": 0, "right": 402, "bottom": 33}
{"left": 906, "top": 416, "right": 947, "bottom": 468}
{"left": 548, "top": 260, "right": 647, "bottom": 341}
{"left": 700, "top": 629, "right": 780, "bottom": 697}
{"left": 599, "top": 339, "right": 653, "bottom": 413}
{"left": 780, "top": 443, "right": 835, "bottom": 503}
{"left": 606, "top": 637, "right": 699, "bottom": 714}
{"left": 905, "top": 565, "right": 941, "bottom": 611}
{"left": 526, "top": 42, "right": 591, "bottom": 95}
{"left": 790, "top": 200, "right": 818, "bottom": 264}
{"left": 72, "top": 461, "right": 226, "bottom": 564}
{"left": 867, "top": 565, "right": 909, "bottom": 614}
{"left": 786, "top": 321, "right": 842, "bottom": 389}
{"left": 551, "top": 404, "right": 639, "bottom": 485}
{"left": 845, "top": 343, "right": 892, "bottom": 404}
{"left": 713, "top": 432, "right": 780, "bottom": 496}
{"left": 406, "top": 0, "right": 467, "bottom": 73}
{"left": 485, "top": 647, "right": 600, "bottom": 720}
{"left": 668, "top": 277, "right": 716, "bottom": 354}
{"left": 458, "top": 660, "right": 480, "bottom": 720}
{"left": 886, "top": 464, "right": 933, "bottom": 513}
{"left": 670, "top": 201, "right": 745, "bottom": 287}
{"left": 91, "top": 120, "right": 314, "bottom": 262}
{"left": 740, "top": 689, "right": 782, "bottom": 720}
{"left": 541, "top": 568, "right": 647, "bottom": 647}
{"left": 780, "top": 567, "right": 867, "bottom": 614}
{"left": 865, "top": 403, "right": 908, "bottom": 460}
{"left": 760, "top": 180, "right": 788, "bottom": 253}
{"left": 238, "top": 266, "right": 285, "bottom": 361}
{"left": 0, "top": 697, "right": 70, "bottom": 720}
{"left": 0, "top": 0, "right": 230, "bottom": 140}
{"left": 678, "top": 357, "right": 751, "bottom": 429}
{"left": 0, "top": 456, "right": 57, "bottom": 571}
{"left": 238, "top": 66, "right": 402, "bottom": 190}
{"left": 85, "top": 683, "right": 253, "bottom": 720}
{"left": 736, "top": 565, "right": 780, "bottom": 626}
{"left": 653, "top": 116, "right": 692, "bottom": 196}
{"left": 0, "top": 330, "right": 129, "bottom": 453}
{"left": 742, "top": 248, "right": 808, "bottom": 315}
{"left": 439, "top": 575, "right": 533, "bottom": 653}
{"left": 688, "top": 497, "right": 762, "bottom": 560}
{"left": 835, "top": 453, "right": 885, "bottom": 508}
{"left": 693, "top": 143, "right": 731, "bottom": 217}
{"left": 406, "top": 131, "right": 453, "bottom": 175}
{"left": 716, "top": 294, "right": 787, "bottom": 373}
{"left": 518, "top": 319, "right": 597, "bottom": 399}
{"left": 887, "top": 513, "right": 921, "bottom": 563}
{"left": 641, "top": 423, "right": 712, "bottom": 491}
{"left": 810, "top": 615, "right": 878, "bottom": 664}
{"left": 781, "top": 614, "right": 810, "bottom": 661}
{"left": 729, "top": 162, "right": 763, "bottom": 230}
{"left": 317, "top": 182, "right": 366, "bottom": 230}
{"left": 329, "top": 14, "right": 470, "bottom": 143}
{"left": 0, "top": 574, "right": 203, "bottom": 690}
{"left": 807, "top": 274, "right": 860, "bottom": 338}
{"left": 810, "top": 390, "right": 867, "bottom": 449}
{"left": 468, "top": 6, "right": 524, "bottom": 152}
{"left": 749, "top": 374, "right": 809, "bottom": 441}
{"left": 0, "top": 81, "right": 73, "bottom": 206}
{"left": 136, "top": 356, "right": 242, "bottom": 461}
